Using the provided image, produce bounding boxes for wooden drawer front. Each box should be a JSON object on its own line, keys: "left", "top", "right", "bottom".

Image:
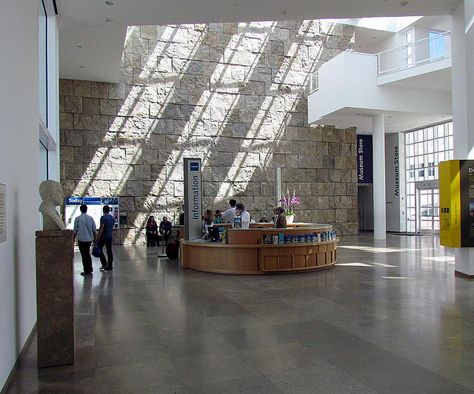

{"left": 279, "top": 255, "right": 293, "bottom": 269}
{"left": 263, "top": 256, "right": 279, "bottom": 271}
{"left": 294, "top": 254, "right": 306, "bottom": 268}
{"left": 306, "top": 253, "right": 317, "bottom": 268}
{"left": 278, "top": 248, "right": 294, "bottom": 269}
{"left": 317, "top": 252, "right": 326, "bottom": 266}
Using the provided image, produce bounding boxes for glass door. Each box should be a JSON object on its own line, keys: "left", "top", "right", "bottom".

{"left": 416, "top": 187, "right": 439, "bottom": 234}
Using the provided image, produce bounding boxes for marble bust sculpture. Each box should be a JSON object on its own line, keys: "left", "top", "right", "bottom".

{"left": 39, "top": 180, "right": 66, "bottom": 230}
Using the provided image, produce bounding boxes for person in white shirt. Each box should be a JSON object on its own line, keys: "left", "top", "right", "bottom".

{"left": 221, "top": 199, "right": 237, "bottom": 223}
{"left": 235, "top": 203, "right": 251, "bottom": 229}
{"left": 73, "top": 204, "right": 97, "bottom": 276}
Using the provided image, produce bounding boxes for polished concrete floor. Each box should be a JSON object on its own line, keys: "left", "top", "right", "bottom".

{"left": 5, "top": 234, "right": 474, "bottom": 393}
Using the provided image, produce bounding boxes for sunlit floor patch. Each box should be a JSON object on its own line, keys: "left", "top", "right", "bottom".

{"left": 335, "top": 262, "right": 373, "bottom": 267}
{"left": 372, "top": 262, "right": 398, "bottom": 268}
{"left": 339, "top": 245, "right": 433, "bottom": 254}
{"left": 423, "top": 256, "right": 455, "bottom": 264}
{"left": 382, "top": 276, "right": 411, "bottom": 280}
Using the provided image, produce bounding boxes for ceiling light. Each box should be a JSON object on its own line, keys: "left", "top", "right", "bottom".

{"left": 105, "top": 0, "right": 114, "bottom": 5}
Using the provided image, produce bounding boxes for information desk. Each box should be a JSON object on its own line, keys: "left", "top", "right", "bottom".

{"left": 180, "top": 224, "right": 337, "bottom": 274}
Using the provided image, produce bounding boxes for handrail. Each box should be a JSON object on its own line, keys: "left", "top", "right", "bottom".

{"left": 377, "top": 31, "right": 451, "bottom": 76}
{"left": 377, "top": 31, "right": 450, "bottom": 56}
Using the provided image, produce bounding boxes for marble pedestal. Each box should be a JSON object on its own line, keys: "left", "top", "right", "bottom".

{"left": 36, "top": 230, "right": 75, "bottom": 368}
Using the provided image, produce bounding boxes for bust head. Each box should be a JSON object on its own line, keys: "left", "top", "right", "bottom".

{"left": 39, "top": 180, "right": 66, "bottom": 230}
{"left": 39, "top": 180, "right": 63, "bottom": 206}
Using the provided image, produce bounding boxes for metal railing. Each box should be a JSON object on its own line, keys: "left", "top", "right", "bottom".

{"left": 377, "top": 31, "right": 451, "bottom": 76}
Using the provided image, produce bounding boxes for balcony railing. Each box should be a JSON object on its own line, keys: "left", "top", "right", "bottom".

{"left": 377, "top": 31, "right": 451, "bottom": 76}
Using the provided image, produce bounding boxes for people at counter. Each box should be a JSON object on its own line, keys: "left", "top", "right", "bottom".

{"left": 214, "top": 210, "right": 223, "bottom": 224}
{"left": 235, "top": 203, "right": 251, "bottom": 229}
{"left": 221, "top": 199, "right": 237, "bottom": 223}
{"left": 274, "top": 207, "right": 287, "bottom": 228}
{"left": 201, "top": 209, "right": 214, "bottom": 239}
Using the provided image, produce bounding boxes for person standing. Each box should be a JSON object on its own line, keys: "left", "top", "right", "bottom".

{"left": 73, "top": 204, "right": 97, "bottom": 276}
{"left": 221, "top": 199, "right": 237, "bottom": 223}
{"left": 145, "top": 215, "right": 158, "bottom": 247}
{"left": 235, "top": 203, "right": 251, "bottom": 229}
{"left": 274, "top": 207, "right": 287, "bottom": 228}
{"left": 97, "top": 205, "right": 115, "bottom": 271}
{"left": 159, "top": 216, "right": 172, "bottom": 245}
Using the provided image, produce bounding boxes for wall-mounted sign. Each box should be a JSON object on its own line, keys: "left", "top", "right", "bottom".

{"left": 357, "top": 134, "right": 373, "bottom": 184}
{"left": 65, "top": 196, "right": 119, "bottom": 230}
{"left": 0, "top": 184, "right": 5, "bottom": 243}
{"left": 184, "top": 158, "right": 202, "bottom": 240}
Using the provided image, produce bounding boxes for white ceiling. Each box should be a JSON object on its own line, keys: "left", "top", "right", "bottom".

{"left": 58, "top": 0, "right": 461, "bottom": 82}
{"left": 316, "top": 109, "right": 452, "bottom": 134}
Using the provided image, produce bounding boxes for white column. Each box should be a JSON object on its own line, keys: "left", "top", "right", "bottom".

{"left": 451, "top": 1, "right": 474, "bottom": 276}
{"left": 373, "top": 115, "right": 386, "bottom": 240}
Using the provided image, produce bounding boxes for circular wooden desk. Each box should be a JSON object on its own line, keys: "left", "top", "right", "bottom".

{"left": 180, "top": 225, "right": 337, "bottom": 275}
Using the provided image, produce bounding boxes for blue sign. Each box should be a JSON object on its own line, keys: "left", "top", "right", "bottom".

{"left": 65, "top": 197, "right": 117, "bottom": 205}
{"left": 190, "top": 162, "right": 199, "bottom": 171}
{"left": 102, "top": 197, "right": 119, "bottom": 205}
{"left": 65, "top": 197, "right": 83, "bottom": 205}
{"left": 357, "top": 135, "right": 373, "bottom": 183}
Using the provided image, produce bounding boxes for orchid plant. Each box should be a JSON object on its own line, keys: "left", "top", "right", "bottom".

{"left": 279, "top": 189, "right": 301, "bottom": 216}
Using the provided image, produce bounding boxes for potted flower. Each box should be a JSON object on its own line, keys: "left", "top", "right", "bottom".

{"left": 279, "top": 189, "right": 300, "bottom": 224}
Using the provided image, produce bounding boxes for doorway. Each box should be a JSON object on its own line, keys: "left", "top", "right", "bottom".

{"left": 358, "top": 184, "right": 374, "bottom": 232}
{"left": 412, "top": 186, "right": 439, "bottom": 234}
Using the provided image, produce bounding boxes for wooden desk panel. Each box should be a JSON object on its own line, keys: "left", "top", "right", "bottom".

{"left": 180, "top": 240, "right": 337, "bottom": 275}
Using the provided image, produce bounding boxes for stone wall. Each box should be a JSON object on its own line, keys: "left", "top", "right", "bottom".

{"left": 60, "top": 20, "right": 358, "bottom": 244}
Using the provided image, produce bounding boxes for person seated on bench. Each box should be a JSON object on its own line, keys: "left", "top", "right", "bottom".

{"left": 146, "top": 215, "right": 158, "bottom": 247}
{"left": 159, "top": 216, "right": 172, "bottom": 245}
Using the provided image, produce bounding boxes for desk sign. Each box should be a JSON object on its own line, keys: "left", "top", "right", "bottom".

{"left": 184, "top": 158, "right": 202, "bottom": 240}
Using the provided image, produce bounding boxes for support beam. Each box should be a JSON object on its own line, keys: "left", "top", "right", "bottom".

{"left": 451, "top": 1, "right": 474, "bottom": 276}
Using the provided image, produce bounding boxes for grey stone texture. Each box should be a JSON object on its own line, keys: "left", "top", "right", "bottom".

{"left": 60, "top": 21, "right": 357, "bottom": 244}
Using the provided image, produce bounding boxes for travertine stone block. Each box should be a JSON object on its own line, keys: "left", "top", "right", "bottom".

{"left": 74, "top": 80, "right": 91, "bottom": 97}
{"left": 60, "top": 20, "right": 358, "bottom": 240}
{"left": 60, "top": 79, "right": 74, "bottom": 96}
{"left": 64, "top": 96, "right": 82, "bottom": 113}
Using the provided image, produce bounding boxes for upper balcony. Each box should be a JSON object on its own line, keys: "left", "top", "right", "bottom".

{"left": 376, "top": 31, "right": 451, "bottom": 88}
{"left": 308, "top": 31, "right": 452, "bottom": 132}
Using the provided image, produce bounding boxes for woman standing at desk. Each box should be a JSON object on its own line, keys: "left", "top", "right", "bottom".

{"left": 235, "top": 203, "right": 251, "bottom": 229}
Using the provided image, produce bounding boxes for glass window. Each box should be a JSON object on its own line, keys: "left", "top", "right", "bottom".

{"left": 404, "top": 121, "right": 453, "bottom": 233}
{"left": 416, "top": 129, "right": 423, "bottom": 142}
{"left": 39, "top": 4, "right": 47, "bottom": 125}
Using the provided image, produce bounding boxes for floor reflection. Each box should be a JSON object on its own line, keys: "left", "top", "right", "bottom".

{"left": 5, "top": 233, "right": 474, "bottom": 393}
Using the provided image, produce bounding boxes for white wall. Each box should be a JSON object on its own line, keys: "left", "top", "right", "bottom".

{"left": 0, "top": 1, "right": 39, "bottom": 389}
{"left": 308, "top": 51, "right": 452, "bottom": 123}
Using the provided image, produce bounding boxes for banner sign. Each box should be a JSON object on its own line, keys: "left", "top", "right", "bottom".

{"left": 439, "top": 160, "right": 474, "bottom": 247}
{"left": 184, "top": 158, "right": 202, "bottom": 240}
{"left": 65, "top": 196, "right": 119, "bottom": 230}
{"left": 357, "top": 134, "right": 373, "bottom": 183}
{"left": 460, "top": 160, "right": 474, "bottom": 247}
